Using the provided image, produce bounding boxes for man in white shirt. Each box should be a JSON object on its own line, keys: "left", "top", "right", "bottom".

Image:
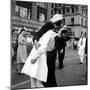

{"left": 78, "top": 32, "right": 86, "bottom": 64}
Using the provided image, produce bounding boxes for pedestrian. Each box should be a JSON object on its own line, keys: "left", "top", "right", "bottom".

{"left": 57, "top": 28, "right": 66, "bottom": 69}
{"left": 74, "top": 39, "right": 77, "bottom": 50}
{"left": 12, "top": 30, "right": 18, "bottom": 64}
{"left": 84, "top": 32, "right": 87, "bottom": 64}
{"left": 11, "top": 46, "right": 15, "bottom": 60}
{"left": 56, "top": 25, "right": 71, "bottom": 70}
{"left": 16, "top": 28, "right": 29, "bottom": 73}
{"left": 78, "top": 32, "right": 86, "bottom": 64}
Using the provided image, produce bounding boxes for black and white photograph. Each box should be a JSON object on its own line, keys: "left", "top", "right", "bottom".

{"left": 10, "top": 0, "right": 88, "bottom": 89}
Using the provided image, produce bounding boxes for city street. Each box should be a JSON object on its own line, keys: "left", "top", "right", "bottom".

{"left": 11, "top": 48, "right": 87, "bottom": 90}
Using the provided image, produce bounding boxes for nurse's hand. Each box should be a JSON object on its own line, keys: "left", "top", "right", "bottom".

{"left": 60, "top": 49, "right": 63, "bottom": 53}
{"left": 34, "top": 40, "right": 41, "bottom": 50}
{"left": 31, "top": 59, "right": 37, "bottom": 64}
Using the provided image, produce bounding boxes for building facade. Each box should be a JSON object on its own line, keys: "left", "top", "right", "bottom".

{"left": 11, "top": 0, "right": 50, "bottom": 32}
{"left": 11, "top": 0, "right": 88, "bottom": 38}
{"left": 50, "top": 3, "right": 88, "bottom": 38}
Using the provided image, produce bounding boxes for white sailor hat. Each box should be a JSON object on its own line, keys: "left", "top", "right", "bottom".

{"left": 50, "top": 14, "right": 63, "bottom": 23}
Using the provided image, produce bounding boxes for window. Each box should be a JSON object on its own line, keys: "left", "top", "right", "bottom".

{"left": 56, "top": 10, "right": 59, "bottom": 14}
{"left": 82, "top": 9, "right": 84, "bottom": 14}
{"left": 75, "top": 6, "right": 78, "bottom": 12}
{"left": 37, "top": 2, "right": 46, "bottom": 8}
{"left": 72, "top": 8, "right": 74, "bottom": 13}
{"left": 85, "top": 9, "right": 87, "bottom": 15}
{"left": 66, "top": 8, "right": 70, "bottom": 13}
{"left": 63, "top": 18, "right": 65, "bottom": 25}
{"left": 59, "top": 9, "right": 61, "bottom": 14}
{"left": 58, "top": 4, "right": 61, "bottom": 7}
{"left": 55, "top": 4, "right": 57, "bottom": 7}
{"left": 54, "top": 8, "right": 57, "bottom": 14}
{"left": 85, "top": 20, "right": 87, "bottom": 26}
{"left": 27, "top": 9, "right": 31, "bottom": 19}
{"left": 15, "top": 5, "right": 19, "bottom": 13}
{"left": 63, "top": 9, "right": 65, "bottom": 14}
{"left": 51, "top": 4, "right": 54, "bottom": 8}
{"left": 39, "top": 13, "right": 45, "bottom": 22}
{"left": 51, "top": 10, "right": 53, "bottom": 15}
{"left": 44, "top": 3, "right": 47, "bottom": 9}
{"left": 81, "top": 18, "right": 83, "bottom": 26}
{"left": 71, "top": 18, "right": 74, "bottom": 25}
{"left": 15, "top": 5, "right": 20, "bottom": 16}
{"left": 20, "top": 7, "right": 28, "bottom": 19}
{"left": 82, "top": 6, "right": 84, "bottom": 14}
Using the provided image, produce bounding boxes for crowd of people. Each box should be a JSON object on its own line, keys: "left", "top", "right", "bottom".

{"left": 11, "top": 14, "right": 87, "bottom": 88}
{"left": 67, "top": 38, "right": 78, "bottom": 50}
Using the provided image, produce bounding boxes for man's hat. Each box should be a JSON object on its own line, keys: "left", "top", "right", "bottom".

{"left": 50, "top": 14, "right": 63, "bottom": 23}
{"left": 58, "top": 25, "right": 72, "bottom": 37}
{"left": 60, "top": 25, "right": 71, "bottom": 31}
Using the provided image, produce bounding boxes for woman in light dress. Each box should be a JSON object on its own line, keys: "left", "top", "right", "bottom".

{"left": 16, "top": 28, "right": 29, "bottom": 73}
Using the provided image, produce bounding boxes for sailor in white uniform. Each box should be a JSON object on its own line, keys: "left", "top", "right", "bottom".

{"left": 78, "top": 32, "right": 86, "bottom": 64}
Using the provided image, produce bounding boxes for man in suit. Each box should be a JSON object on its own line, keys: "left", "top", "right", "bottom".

{"left": 57, "top": 31, "right": 66, "bottom": 70}
{"left": 57, "top": 26, "right": 71, "bottom": 70}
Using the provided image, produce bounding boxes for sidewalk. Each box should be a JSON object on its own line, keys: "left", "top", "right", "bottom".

{"left": 11, "top": 48, "right": 87, "bottom": 89}
{"left": 56, "top": 62, "right": 87, "bottom": 87}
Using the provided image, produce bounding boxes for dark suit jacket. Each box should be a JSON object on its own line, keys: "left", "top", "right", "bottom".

{"left": 55, "top": 36, "right": 71, "bottom": 61}
{"left": 55, "top": 36, "right": 66, "bottom": 51}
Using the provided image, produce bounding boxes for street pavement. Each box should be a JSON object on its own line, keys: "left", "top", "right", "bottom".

{"left": 11, "top": 48, "right": 88, "bottom": 90}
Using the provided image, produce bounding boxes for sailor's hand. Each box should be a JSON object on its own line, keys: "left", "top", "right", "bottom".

{"left": 60, "top": 49, "right": 63, "bottom": 53}
{"left": 31, "top": 59, "right": 36, "bottom": 64}
{"left": 34, "top": 40, "right": 41, "bottom": 50}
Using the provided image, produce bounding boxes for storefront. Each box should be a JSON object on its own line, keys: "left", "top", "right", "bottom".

{"left": 11, "top": 16, "right": 44, "bottom": 32}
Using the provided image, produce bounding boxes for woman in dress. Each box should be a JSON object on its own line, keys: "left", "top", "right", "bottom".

{"left": 16, "top": 28, "right": 29, "bottom": 73}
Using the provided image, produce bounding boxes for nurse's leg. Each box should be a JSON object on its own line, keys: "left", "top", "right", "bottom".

{"left": 36, "top": 80, "right": 44, "bottom": 88}
{"left": 30, "top": 77, "right": 37, "bottom": 88}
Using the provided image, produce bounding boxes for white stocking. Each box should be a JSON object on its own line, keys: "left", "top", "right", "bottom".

{"left": 36, "top": 80, "right": 44, "bottom": 88}
{"left": 30, "top": 77, "right": 37, "bottom": 88}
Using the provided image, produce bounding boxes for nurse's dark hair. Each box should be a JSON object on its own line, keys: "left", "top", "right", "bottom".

{"left": 19, "top": 28, "right": 25, "bottom": 34}
{"left": 54, "top": 20, "right": 63, "bottom": 26}
{"left": 33, "top": 22, "right": 54, "bottom": 41}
